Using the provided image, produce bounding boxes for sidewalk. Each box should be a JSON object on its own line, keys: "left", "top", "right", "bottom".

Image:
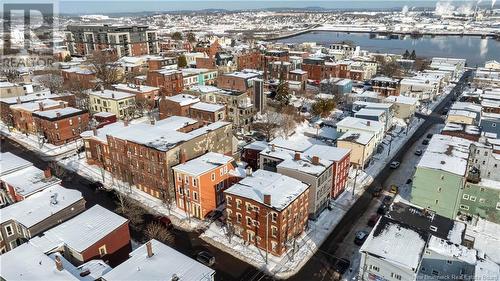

{"left": 0, "top": 122, "right": 82, "bottom": 160}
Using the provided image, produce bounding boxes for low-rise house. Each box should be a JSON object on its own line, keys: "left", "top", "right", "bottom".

{"left": 112, "top": 83, "right": 160, "bottom": 107}
{"left": 450, "top": 102, "right": 482, "bottom": 124}
{"left": 182, "top": 68, "right": 218, "bottom": 86}
{"left": 146, "top": 68, "right": 184, "bottom": 96}
{"left": 89, "top": 90, "right": 136, "bottom": 119}
{"left": 173, "top": 152, "right": 241, "bottom": 219}
{"left": 102, "top": 239, "right": 215, "bottom": 281}
{"left": 441, "top": 122, "right": 481, "bottom": 141}
{"left": 30, "top": 205, "right": 130, "bottom": 267}
{"left": 32, "top": 107, "right": 89, "bottom": 145}
{"left": 0, "top": 153, "right": 33, "bottom": 206}
{"left": 0, "top": 166, "right": 60, "bottom": 203}
{"left": 447, "top": 109, "right": 478, "bottom": 125}
{"left": 242, "top": 141, "right": 269, "bottom": 171}
{"left": 337, "top": 131, "right": 376, "bottom": 169}
{"left": 384, "top": 95, "right": 419, "bottom": 120}
{"left": 399, "top": 76, "right": 440, "bottom": 101}
{"left": 370, "top": 76, "right": 400, "bottom": 96}
{"left": 336, "top": 117, "right": 384, "bottom": 145}
{"left": 189, "top": 102, "right": 225, "bottom": 124}
{"left": 158, "top": 94, "right": 200, "bottom": 119}
{"left": 480, "top": 112, "right": 500, "bottom": 137}
{"left": 0, "top": 81, "right": 26, "bottom": 98}
{"left": 217, "top": 70, "right": 261, "bottom": 93}
{"left": 430, "top": 57, "right": 466, "bottom": 80}
{"left": 0, "top": 243, "right": 81, "bottom": 281}
{"left": 10, "top": 99, "right": 67, "bottom": 134}
{"left": 354, "top": 108, "right": 387, "bottom": 130}
{"left": 224, "top": 169, "right": 309, "bottom": 256}
{"left": 0, "top": 185, "right": 85, "bottom": 253}
{"left": 61, "top": 67, "right": 97, "bottom": 89}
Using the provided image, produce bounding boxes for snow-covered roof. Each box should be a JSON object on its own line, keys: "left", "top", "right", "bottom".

{"left": 0, "top": 90, "right": 65, "bottom": 105}
{"left": 173, "top": 152, "right": 233, "bottom": 176}
{"left": 448, "top": 109, "right": 477, "bottom": 119}
{"left": 336, "top": 117, "right": 383, "bottom": 133}
{"left": 165, "top": 94, "right": 200, "bottom": 106}
{"left": 337, "top": 130, "right": 375, "bottom": 145}
{"left": 10, "top": 99, "right": 63, "bottom": 112}
{"left": 277, "top": 154, "right": 332, "bottom": 176}
{"left": 0, "top": 152, "right": 33, "bottom": 176}
{"left": 360, "top": 217, "right": 427, "bottom": 271}
{"left": 30, "top": 205, "right": 128, "bottom": 253}
{"left": 0, "top": 243, "right": 80, "bottom": 281}
{"left": 113, "top": 83, "right": 159, "bottom": 93}
{"left": 270, "top": 137, "right": 314, "bottom": 152}
{"left": 62, "top": 67, "right": 95, "bottom": 75}
{"left": 102, "top": 239, "right": 214, "bottom": 281}
{"left": 384, "top": 95, "right": 419, "bottom": 105}
{"left": 225, "top": 169, "right": 308, "bottom": 211}
{"left": 89, "top": 90, "right": 135, "bottom": 100}
{"left": 0, "top": 81, "right": 17, "bottom": 88}
{"left": 188, "top": 85, "right": 224, "bottom": 94}
{"left": 224, "top": 71, "right": 260, "bottom": 79}
{"left": 304, "top": 144, "right": 350, "bottom": 162}
{"left": 355, "top": 108, "right": 385, "bottom": 117}
{"left": 0, "top": 185, "right": 83, "bottom": 228}
{"left": 417, "top": 134, "right": 472, "bottom": 176}
{"left": 33, "top": 107, "right": 84, "bottom": 119}
{"left": 0, "top": 166, "right": 61, "bottom": 198}
{"left": 190, "top": 102, "right": 225, "bottom": 112}
{"left": 450, "top": 102, "right": 482, "bottom": 113}
{"left": 289, "top": 69, "right": 307, "bottom": 75}
{"left": 427, "top": 235, "right": 477, "bottom": 264}
{"left": 94, "top": 112, "right": 115, "bottom": 118}
{"left": 464, "top": 217, "right": 500, "bottom": 264}
{"left": 243, "top": 140, "right": 269, "bottom": 151}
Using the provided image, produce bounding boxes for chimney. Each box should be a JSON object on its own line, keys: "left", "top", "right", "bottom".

{"left": 38, "top": 102, "right": 44, "bottom": 111}
{"left": 271, "top": 144, "right": 275, "bottom": 152}
{"left": 59, "top": 101, "right": 66, "bottom": 108}
{"left": 146, "top": 241, "right": 154, "bottom": 258}
{"left": 294, "top": 152, "right": 300, "bottom": 161}
{"left": 55, "top": 255, "right": 63, "bottom": 271}
{"left": 263, "top": 194, "right": 271, "bottom": 205}
{"left": 124, "top": 119, "right": 129, "bottom": 127}
{"left": 312, "top": 155, "right": 320, "bottom": 165}
{"left": 366, "top": 121, "right": 371, "bottom": 126}
{"left": 92, "top": 127, "right": 97, "bottom": 136}
{"left": 245, "top": 166, "right": 252, "bottom": 176}
{"left": 16, "top": 97, "right": 22, "bottom": 104}
{"left": 56, "top": 112, "right": 61, "bottom": 118}
{"left": 111, "top": 93, "right": 115, "bottom": 99}
{"left": 44, "top": 167, "right": 52, "bottom": 178}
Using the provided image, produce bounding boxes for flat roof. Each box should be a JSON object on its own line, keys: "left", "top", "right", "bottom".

{"left": 89, "top": 90, "right": 135, "bottom": 100}
{"left": 0, "top": 166, "right": 61, "bottom": 198}
{"left": 33, "top": 107, "right": 85, "bottom": 120}
{"left": 190, "top": 102, "right": 224, "bottom": 112}
{"left": 0, "top": 152, "right": 33, "bottom": 177}
{"left": 165, "top": 94, "right": 200, "bottom": 106}
{"left": 173, "top": 152, "right": 233, "bottom": 176}
{"left": 102, "top": 239, "right": 214, "bottom": 281}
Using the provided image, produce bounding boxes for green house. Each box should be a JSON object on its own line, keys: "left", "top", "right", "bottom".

{"left": 459, "top": 181, "right": 500, "bottom": 223}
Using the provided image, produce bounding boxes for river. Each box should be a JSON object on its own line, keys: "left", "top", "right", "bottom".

{"left": 278, "top": 31, "right": 500, "bottom": 66}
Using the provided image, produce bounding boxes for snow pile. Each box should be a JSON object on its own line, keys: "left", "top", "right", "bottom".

{"left": 447, "top": 221, "right": 465, "bottom": 244}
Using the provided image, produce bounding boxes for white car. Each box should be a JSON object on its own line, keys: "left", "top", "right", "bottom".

{"left": 390, "top": 161, "right": 400, "bottom": 169}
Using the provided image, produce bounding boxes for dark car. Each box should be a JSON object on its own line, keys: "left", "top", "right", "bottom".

{"left": 89, "top": 181, "right": 104, "bottom": 190}
{"left": 382, "top": 195, "right": 392, "bottom": 205}
{"left": 422, "top": 139, "right": 430, "bottom": 145}
{"left": 331, "top": 257, "right": 351, "bottom": 275}
{"left": 372, "top": 186, "right": 383, "bottom": 198}
{"left": 354, "top": 230, "right": 369, "bottom": 246}
{"left": 367, "top": 214, "right": 380, "bottom": 227}
{"left": 156, "top": 216, "right": 173, "bottom": 229}
{"left": 204, "top": 210, "right": 224, "bottom": 222}
{"left": 426, "top": 133, "right": 433, "bottom": 138}
{"left": 377, "top": 204, "right": 388, "bottom": 215}
{"left": 414, "top": 149, "right": 423, "bottom": 156}
{"left": 196, "top": 251, "right": 215, "bottom": 267}
{"left": 406, "top": 178, "right": 413, "bottom": 184}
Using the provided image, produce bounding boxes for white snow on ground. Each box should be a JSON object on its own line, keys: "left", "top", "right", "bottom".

{"left": 0, "top": 122, "right": 82, "bottom": 160}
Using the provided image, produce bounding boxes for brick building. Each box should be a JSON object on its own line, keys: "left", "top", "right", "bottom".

{"left": 146, "top": 69, "right": 184, "bottom": 96}
{"left": 61, "top": 67, "right": 97, "bottom": 89}
{"left": 241, "top": 141, "right": 269, "bottom": 171}
{"left": 189, "top": 102, "right": 225, "bottom": 124}
{"left": 236, "top": 50, "right": 263, "bottom": 71}
{"left": 32, "top": 107, "right": 89, "bottom": 145}
{"left": 224, "top": 169, "right": 309, "bottom": 256}
{"left": 65, "top": 24, "right": 158, "bottom": 57}
{"left": 158, "top": 94, "right": 200, "bottom": 119}
{"left": 81, "top": 117, "right": 234, "bottom": 200}
{"left": 112, "top": 83, "right": 160, "bottom": 107}
{"left": 9, "top": 99, "right": 67, "bottom": 134}
{"left": 173, "top": 152, "right": 242, "bottom": 219}
{"left": 31, "top": 205, "right": 131, "bottom": 267}
{"left": 0, "top": 165, "right": 60, "bottom": 203}
{"left": 217, "top": 70, "right": 261, "bottom": 93}
{"left": 146, "top": 56, "right": 177, "bottom": 71}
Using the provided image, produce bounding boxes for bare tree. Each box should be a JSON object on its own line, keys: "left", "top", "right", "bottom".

{"left": 1, "top": 69, "right": 21, "bottom": 83}
{"left": 88, "top": 50, "right": 123, "bottom": 89}
{"left": 64, "top": 79, "right": 91, "bottom": 111}
{"left": 278, "top": 105, "right": 300, "bottom": 138}
{"left": 224, "top": 221, "right": 235, "bottom": 244}
{"left": 38, "top": 73, "right": 64, "bottom": 94}
{"left": 251, "top": 110, "right": 281, "bottom": 141}
{"left": 145, "top": 222, "right": 175, "bottom": 244}
{"left": 115, "top": 195, "right": 144, "bottom": 230}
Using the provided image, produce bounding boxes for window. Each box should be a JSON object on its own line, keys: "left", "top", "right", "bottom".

{"left": 430, "top": 226, "right": 438, "bottom": 232}
{"left": 236, "top": 199, "right": 242, "bottom": 210}
{"left": 54, "top": 123, "right": 58, "bottom": 129}
{"left": 247, "top": 217, "right": 252, "bottom": 226}
{"left": 178, "top": 186, "right": 183, "bottom": 195}
{"left": 193, "top": 192, "right": 198, "bottom": 201}
{"left": 271, "top": 212, "right": 278, "bottom": 223}
{"left": 479, "top": 198, "right": 486, "bottom": 203}
{"left": 496, "top": 202, "right": 500, "bottom": 211}
{"left": 5, "top": 225, "right": 14, "bottom": 237}
{"left": 69, "top": 119, "right": 73, "bottom": 125}
{"left": 246, "top": 203, "right": 253, "bottom": 212}
{"left": 463, "top": 194, "right": 470, "bottom": 200}
{"left": 369, "top": 265, "right": 380, "bottom": 272}
{"left": 470, "top": 196, "right": 476, "bottom": 202}
{"left": 226, "top": 196, "right": 232, "bottom": 206}
{"left": 236, "top": 213, "right": 242, "bottom": 223}
{"left": 16, "top": 224, "right": 21, "bottom": 235}
{"left": 447, "top": 260, "right": 453, "bottom": 264}
{"left": 98, "top": 245, "right": 107, "bottom": 256}
{"left": 435, "top": 199, "right": 439, "bottom": 204}
{"left": 437, "top": 187, "right": 442, "bottom": 193}
{"left": 220, "top": 168, "right": 224, "bottom": 176}
{"left": 460, "top": 205, "right": 470, "bottom": 210}
{"left": 184, "top": 175, "right": 189, "bottom": 184}
{"left": 192, "top": 178, "right": 197, "bottom": 187}
{"left": 211, "top": 173, "right": 215, "bottom": 181}
{"left": 391, "top": 273, "right": 402, "bottom": 280}
{"left": 177, "top": 173, "right": 181, "bottom": 181}
{"left": 432, "top": 270, "right": 439, "bottom": 276}
{"left": 271, "top": 226, "right": 278, "bottom": 237}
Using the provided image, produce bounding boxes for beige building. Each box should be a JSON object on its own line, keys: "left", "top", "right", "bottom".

{"left": 446, "top": 109, "right": 477, "bottom": 125}
{"left": 0, "top": 82, "right": 26, "bottom": 99}
{"left": 337, "top": 131, "right": 376, "bottom": 169}
{"left": 89, "top": 90, "right": 136, "bottom": 119}
{"left": 384, "top": 95, "right": 419, "bottom": 120}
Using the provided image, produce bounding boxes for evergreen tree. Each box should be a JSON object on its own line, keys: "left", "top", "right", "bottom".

{"left": 410, "top": 50, "right": 417, "bottom": 60}
{"left": 177, "top": 55, "right": 187, "bottom": 68}
{"left": 403, "top": 50, "right": 410, "bottom": 59}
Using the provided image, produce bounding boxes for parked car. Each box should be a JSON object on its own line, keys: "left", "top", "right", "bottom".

{"left": 196, "top": 251, "right": 215, "bottom": 267}
{"left": 414, "top": 149, "right": 423, "bottom": 156}
{"left": 377, "top": 204, "right": 388, "bottom": 215}
{"left": 89, "top": 181, "right": 104, "bottom": 190}
{"left": 422, "top": 139, "right": 429, "bottom": 145}
{"left": 367, "top": 214, "right": 380, "bottom": 227}
{"left": 372, "top": 186, "right": 383, "bottom": 198}
{"left": 406, "top": 178, "right": 413, "bottom": 184}
{"left": 389, "top": 161, "right": 400, "bottom": 169}
{"left": 155, "top": 216, "right": 173, "bottom": 229}
{"left": 382, "top": 195, "right": 392, "bottom": 205}
{"left": 354, "top": 230, "right": 369, "bottom": 246}
{"left": 204, "top": 210, "right": 224, "bottom": 222}
{"left": 426, "top": 133, "right": 433, "bottom": 138}
{"left": 331, "top": 257, "right": 351, "bottom": 275}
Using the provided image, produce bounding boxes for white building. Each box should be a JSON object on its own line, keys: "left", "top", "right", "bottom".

{"left": 336, "top": 117, "right": 385, "bottom": 145}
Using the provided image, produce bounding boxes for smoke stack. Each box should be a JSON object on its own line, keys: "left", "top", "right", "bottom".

{"left": 271, "top": 144, "right": 275, "bottom": 152}
{"left": 246, "top": 167, "right": 252, "bottom": 176}
{"left": 146, "top": 241, "right": 154, "bottom": 258}
{"left": 294, "top": 152, "right": 301, "bottom": 161}
{"left": 366, "top": 121, "right": 371, "bottom": 126}
{"left": 59, "top": 101, "right": 66, "bottom": 108}
{"left": 92, "top": 127, "right": 98, "bottom": 136}
{"left": 312, "top": 155, "right": 320, "bottom": 165}
{"left": 38, "top": 102, "right": 44, "bottom": 111}
{"left": 55, "top": 255, "right": 63, "bottom": 271}
{"left": 263, "top": 194, "right": 271, "bottom": 205}
{"left": 44, "top": 167, "right": 52, "bottom": 178}
{"left": 111, "top": 93, "right": 115, "bottom": 99}
{"left": 56, "top": 112, "right": 61, "bottom": 118}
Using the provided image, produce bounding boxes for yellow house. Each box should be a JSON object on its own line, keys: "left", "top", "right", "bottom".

{"left": 337, "top": 131, "right": 376, "bottom": 169}
{"left": 89, "top": 90, "right": 135, "bottom": 119}
{"left": 446, "top": 109, "right": 477, "bottom": 125}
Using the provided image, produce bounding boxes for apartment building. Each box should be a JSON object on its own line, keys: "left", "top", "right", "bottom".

{"left": 370, "top": 76, "right": 400, "bottom": 97}
{"left": 65, "top": 24, "right": 158, "bottom": 57}
{"left": 0, "top": 165, "right": 60, "bottom": 203}
{"left": 112, "top": 83, "right": 160, "bottom": 107}
{"left": 217, "top": 70, "right": 261, "bottom": 93}
{"left": 0, "top": 81, "right": 26, "bottom": 99}
{"left": 189, "top": 102, "right": 226, "bottom": 124}
{"left": 9, "top": 99, "right": 67, "bottom": 134}
{"left": 236, "top": 50, "right": 263, "bottom": 71}
{"left": 146, "top": 69, "right": 184, "bottom": 97}
{"left": 173, "top": 152, "right": 241, "bottom": 219}
{"left": 81, "top": 117, "right": 234, "bottom": 200}
{"left": 224, "top": 169, "right": 309, "bottom": 256}
{"left": 159, "top": 94, "right": 200, "bottom": 119}
{"left": 336, "top": 117, "right": 385, "bottom": 146}
{"left": 32, "top": 107, "right": 89, "bottom": 145}
{"left": 61, "top": 67, "right": 97, "bottom": 89}
{"left": 337, "top": 131, "right": 376, "bottom": 169}
{"left": 399, "top": 76, "right": 441, "bottom": 101}
{"left": 89, "top": 90, "right": 135, "bottom": 119}
{"left": 0, "top": 185, "right": 85, "bottom": 253}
